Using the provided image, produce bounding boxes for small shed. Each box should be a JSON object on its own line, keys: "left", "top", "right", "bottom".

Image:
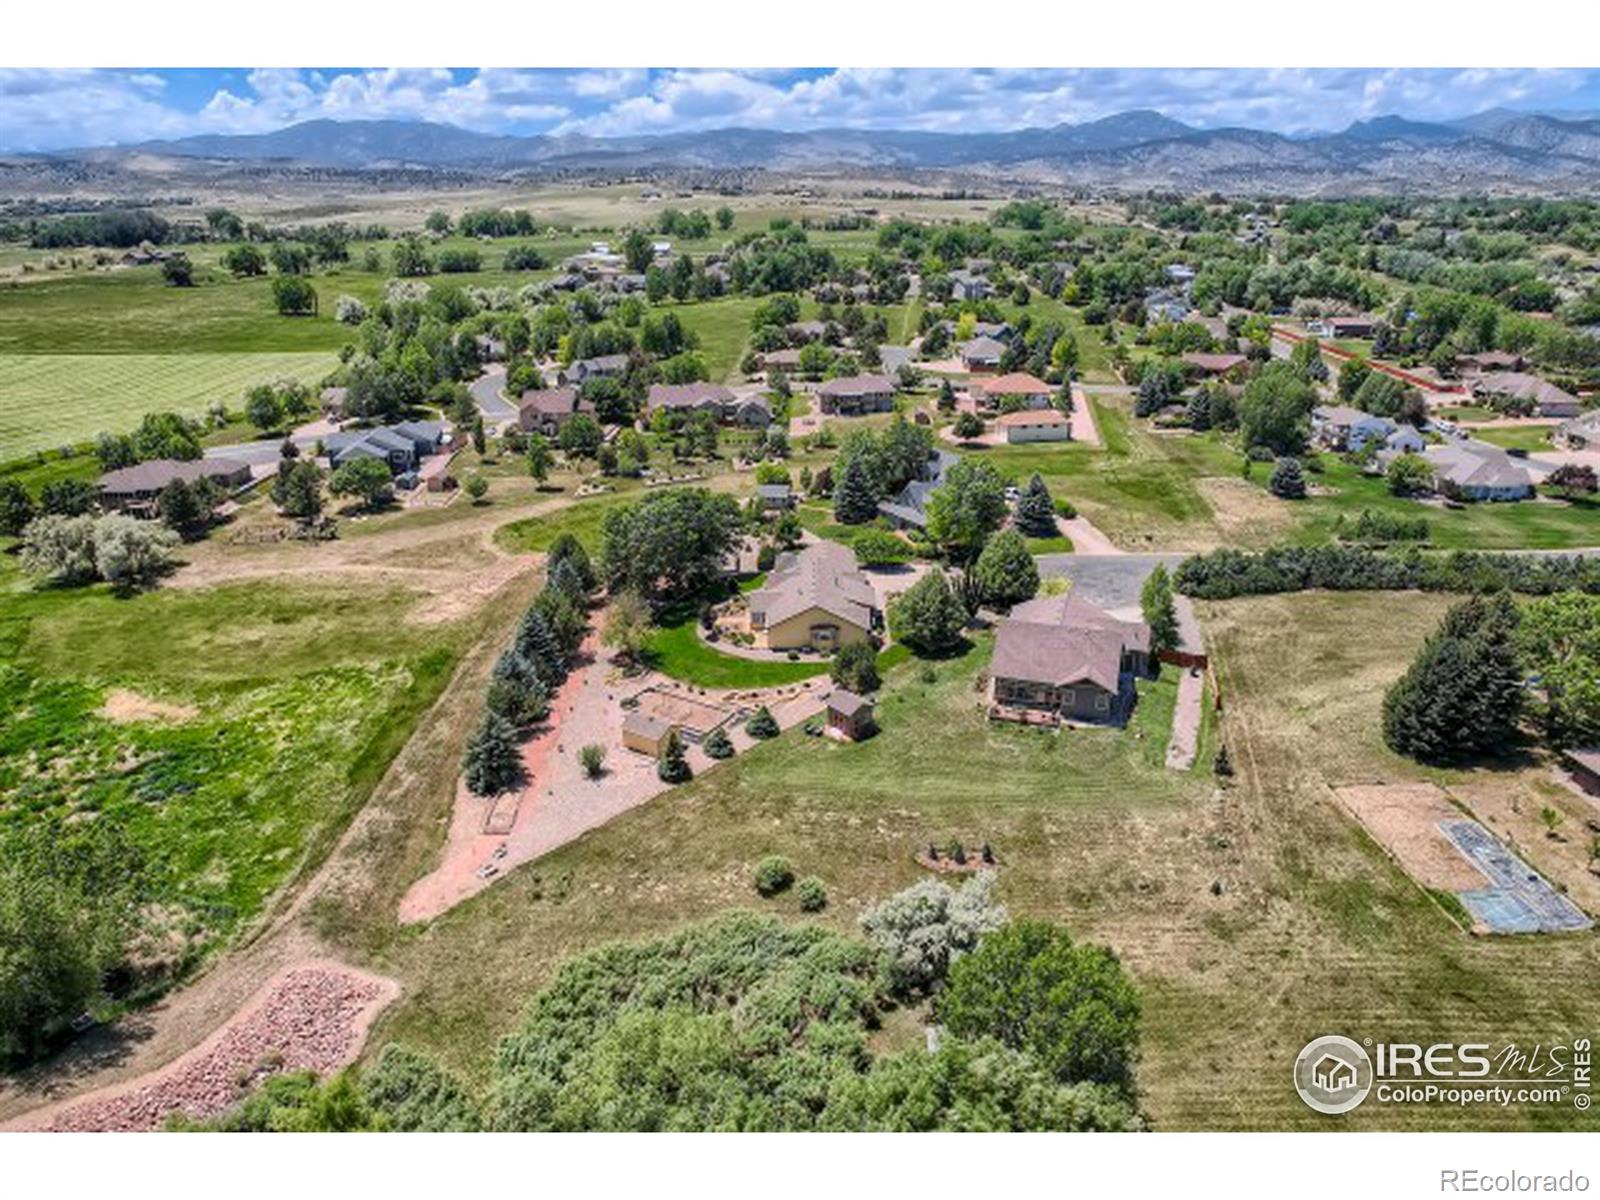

{"left": 622, "top": 710, "right": 675, "bottom": 757}
{"left": 825, "top": 689, "right": 875, "bottom": 742}
{"left": 1563, "top": 747, "right": 1600, "bottom": 797}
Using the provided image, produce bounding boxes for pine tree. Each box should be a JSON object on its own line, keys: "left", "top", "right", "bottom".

{"left": 514, "top": 607, "right": 567, "bottom": 686}
{"left": 1382, "top": 593, "right": 1524, "bottom": 762}
{"left": 547, "top": 532, "right": 596, "bottom": 592}
{"left": 832, "top": 453, "right": 879, "bottom": 525}
{"left": 462, "top": 711, "right": 523, "bottom": 796}
{"left": 1012, "top": 473, "right": 1058, "bottom": 538}
{"left": 1141, "top": 564, "right": 1180, "bottom": 655}
{"left": 745, "top": 706, "right": 780, "bottom": 739}
{"left": 547, "top": 556, "right": 588, "bottom": 605}
{"left": 702, "top": 726, "right": 735, "bottom": 759}
{"left": 1269, "top": 456, "right": 1307, "bottom": 500}
{"left": 657, "top": 728, "right": 692, "bottom": 783}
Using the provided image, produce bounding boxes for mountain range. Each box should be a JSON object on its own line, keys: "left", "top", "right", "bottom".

{"left": 33, "top": 108, "right": 1600, "bottom": 195}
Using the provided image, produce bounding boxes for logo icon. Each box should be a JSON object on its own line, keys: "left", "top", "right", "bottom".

{"left": 1294, "top": 1036, "right": 1373, "bottom": 1114}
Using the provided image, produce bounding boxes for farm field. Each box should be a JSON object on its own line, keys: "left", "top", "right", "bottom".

{"left": 0, "top": 351, "right": 335, "bottom": 457}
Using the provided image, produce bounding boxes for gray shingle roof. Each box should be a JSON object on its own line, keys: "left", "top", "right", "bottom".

{"left": 748, "top": 540, "right": 876, "bottom": 630}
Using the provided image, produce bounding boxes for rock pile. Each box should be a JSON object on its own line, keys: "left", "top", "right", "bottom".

{"left": 41, "top": 967, "right": 386, "bottom": 1132}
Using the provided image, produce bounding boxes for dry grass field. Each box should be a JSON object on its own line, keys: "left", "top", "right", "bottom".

{"left": 287, "top": 588, "right": 1600, "bottom": 1132}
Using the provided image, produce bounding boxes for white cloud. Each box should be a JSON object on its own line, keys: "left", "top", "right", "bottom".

{"left": 1, "top": 68, "right": 1597, "bottom": 153}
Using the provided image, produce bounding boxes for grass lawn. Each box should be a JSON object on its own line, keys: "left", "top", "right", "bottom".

{"left": 354, "top": 636, "right": 1205, "bottom": 1093}
{"left": 1265, "top": 456, "right": 1600, "bottom": 550}
{"left": 982, "top": 399, "right": 1245, "bottom": 550}
{"left": 0, "top": 352, "right": 336, "bottom": 457}
{"left": 495, "top": 491, "right": 635, "bottom": 554}
{"left": 670, "top": 295, "right": 766, "bottom": 383}
{"left": 0, "top": 561, "right": 463, "bottom": 976}
{"left": 1468, "top": 425, "right": 1558, "bottom": 454}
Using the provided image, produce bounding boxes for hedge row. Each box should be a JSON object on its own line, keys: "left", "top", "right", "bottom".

{"left": 1173, "top": 545, "right": 1600, "bottom": 600}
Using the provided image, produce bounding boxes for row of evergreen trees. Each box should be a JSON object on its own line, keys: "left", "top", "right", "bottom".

{"left": 461, "top": 536, "right": 597, "bottom": 797}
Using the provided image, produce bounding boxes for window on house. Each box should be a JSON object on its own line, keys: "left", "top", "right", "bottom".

{"left": 1095, "top": 693, "right": 1110, "bottom": 711}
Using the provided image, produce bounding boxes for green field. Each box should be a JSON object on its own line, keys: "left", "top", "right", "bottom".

{"left": 0, "top": 351, "right": 335, "bottom": 457}
{"left": 0, "top": 561, "right": 463, "bottom": 979}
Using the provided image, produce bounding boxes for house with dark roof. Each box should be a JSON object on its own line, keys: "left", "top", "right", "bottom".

{"left": 746, "top": 540, "right": 878, "bottom": 652}
{"left": 825, "top": 689, "right": 875, "bottom": 741}
{"left": 560, "top": 354, "right": 630, "bottom": 386}
{"left": 989, "top": 594, "right": 1153, "bottom": 726}
{"left": 818, "top": 374, "right": 895, "bottom": 416}
{"left": 948, "top": 269, "right": 991, "bottom": 301}
{"left": 517, "top": 388, "right": 594, "bottom": 438}
{"left": 646, "top": 381, "right": 733, "bottom": 418}
{"left": 959, "top": 337, "right": 1006, "bottom": 373}
{"left": 878, "top": 450, "right": 958, "bottom": 531}
{"left": 99, "top": 458, "right": 254, "bottom": 516}
{"left": 325, "top": 421, "right": 446, "bottom": 472}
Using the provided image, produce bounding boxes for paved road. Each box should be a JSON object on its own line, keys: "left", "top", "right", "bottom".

{"left": 472, "top": 365, "right": 518, "bottom": 423}
{"left": 1034, "top": 552, "right": 1186, "bottom": 612}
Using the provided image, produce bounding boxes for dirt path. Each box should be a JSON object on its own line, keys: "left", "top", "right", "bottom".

{"left": 1059, "top": 512, "right": 1121, "bottom": 555}
{"left": 1069, "top": 384, "right": 1103, "bottom": 446}
{"left": 1165, "top": 666, "right": 1204, "bottom": 771}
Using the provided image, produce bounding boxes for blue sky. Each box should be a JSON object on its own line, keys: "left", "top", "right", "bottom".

{"left": 3, "top": 68, "right": 1600, "bottom": 152}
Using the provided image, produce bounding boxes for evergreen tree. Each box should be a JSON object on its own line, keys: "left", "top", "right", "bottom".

{"left": 745, "top": 706, "right": 780, "bottom": 739}
{"left": 657, "top": 728, "right": 692, "bottom": 783}
{"left": 1268, "top": 456, "right": 1307, "bottom": 500}
{"left": 547, "top": 556, "right": 589, "bottom": 606}
{"left": 702, "top": 726, "right": 735, "bottom": 759}
{"left": 832, "top": 453, "right": 879, "bottom": 525}
{"left": 463, "top": 711, "right": 524, "bottom": 796}
{"left": 1140, "top": 564, "right": 1180, "bottom": 655}
{"left": 971, "top": 529, "right": 1040, "bottom": 610}
{"left": 1012, "top": 473, "right": 1058, "bottom": 538}
{"left": 547, "top": 532, "right": 596, "bottom": 592}
{"left": 1382, "top": 593, "right": 1524, "bottom": 763}
{"left": 487, "top": 670, "right": 549, "bottom": 729}
{"left": 514, "top": 607, "right": 567, "bottom": 686}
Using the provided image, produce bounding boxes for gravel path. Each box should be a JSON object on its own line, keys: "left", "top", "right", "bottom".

{"left": 1166, "top": 666, "right": 1205, "bottom": 772}
{"left": 10, "top": 963, "right": 398, "bottom": 1132}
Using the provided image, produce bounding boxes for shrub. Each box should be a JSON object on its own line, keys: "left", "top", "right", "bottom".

{"left": 796, "top": 876, "right": 828, "bottom": 912}
{"left": 753, "top": 855, "right": 795, "bottom": 896}
{"left": 858, "top": 871, "right": 1006, "bottom": 995}
{"left": 830, "top": 641, "right": 881, "bottom": 694}
{"left": 887, "top": 570, "right": 967, "bottom": 655}
{"left": 939, "top": 919, "right": 1141, "bottom": 1089}
{"left": 745, "top": 706, "right": 780, "bottom": 739}
{"left": 578, "top": 744, "right": 606, "bottom": 779}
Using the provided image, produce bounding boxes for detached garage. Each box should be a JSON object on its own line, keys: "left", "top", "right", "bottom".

{"left": 997, "top": 409, "right": 1071, "bottom": 444}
